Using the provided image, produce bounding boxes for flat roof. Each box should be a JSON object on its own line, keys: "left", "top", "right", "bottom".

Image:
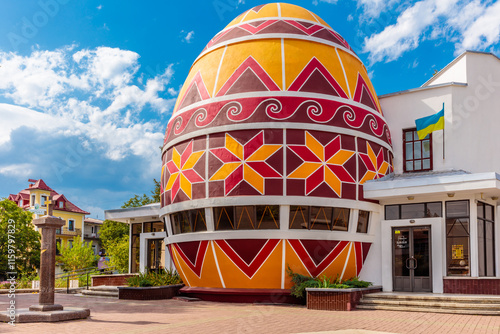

{"left": 364, "top": 171, "right": 500, "bottom": 200}
{"left": 105, "top": 203, "right": 161, "bottom": 223}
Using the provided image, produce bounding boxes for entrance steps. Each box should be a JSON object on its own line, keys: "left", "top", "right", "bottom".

{"left": 358, "top": 292, "right": 500, "bottom": 315}
{"left": 80, "top": 285, "right": 119, "bottom": 298}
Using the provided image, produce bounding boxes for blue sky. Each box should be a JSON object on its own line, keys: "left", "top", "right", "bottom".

{"left": 1, "top": 0, "right": 499, "bottom": 218}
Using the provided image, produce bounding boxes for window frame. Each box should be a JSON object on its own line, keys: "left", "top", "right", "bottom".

{"left": 40, "top": 195, "right": 47, "bottom": 207}
{"left": 445, "top": 200, "right": 470, "bottom": 277}
{"left": 385, "top": 202, "right": 443, "bottom": 220}
{"left": 68, "top": 219, "right": 75, "bottom": 231}
{"left": 289, "top": 205, "right": 350, "bottom": 232}
{"left": 477, "top": 201, "right": 495, "bottom": 277}
{"left": 403, "top": 128, "right": 433, "bottom": 173}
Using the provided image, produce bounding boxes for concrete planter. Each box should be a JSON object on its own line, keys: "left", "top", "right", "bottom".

{"left": 118, "top": 284, "right": 184, "bottom": 300}
{"left": 306, "top": 286, "right": 382, "bottom": 311}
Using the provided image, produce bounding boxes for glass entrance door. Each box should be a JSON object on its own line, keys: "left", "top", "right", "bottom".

{"left": 147, "top": 239, "right": 165, "bottom": 273}
{"left": 393, "top": 226, "right": 432, "bottom": 292}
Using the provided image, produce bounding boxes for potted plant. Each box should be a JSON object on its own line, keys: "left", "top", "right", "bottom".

{"left": 118, "top": 269, "right": 184, "bottom": 300}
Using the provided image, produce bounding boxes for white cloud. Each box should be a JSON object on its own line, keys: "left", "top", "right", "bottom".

{"left": 362, "top": 0, "right": 500, "bottom": 63}
{"left": 0, "top": 163, "right": 35, "bottom": 179}
{"left": 356, "top": 0, "right": 399, "bottom": 18}
{"left": 0, "top": 46, "right": 176, "bottom": 163}
{"left": 459, "top": 1, "right": 500, "bottom": 53}
{"left": 181, "top": 30, "right": 195, "bottom": 43}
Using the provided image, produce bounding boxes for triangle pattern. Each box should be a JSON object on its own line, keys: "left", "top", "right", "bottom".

{"left": 216, "top": 239, "right": 280, "bottom": 278}
{"left": 251, "top": 4, "right": 266, "bottom": 13}
{"left": 284, "top": 20, "right": 323, "bottom": 35}
{"left": 355, "top": 242, "right": 363, "bottom": 276}
{"left": 225, "top": 239, "right": 269, "bottom": 265}
{"left": 177, "top": 72, "right": 210, "bottom": 111}
{"left": 299, "top": 69, "right": 341, "bottom": 96}
{"left": 353, "top": 73, "right": 380, "bottom": 112}
{"left": 226, "top": 68, "right": 269, "bottom": 95}
{"left": 300, "top": 239, "right": 339, "bottom": 266}
{"left": 239, "top": 20, "right": 278, "bottom": 34}
{"left": 174, "top": 240, "right": 209, "bottom": 278}
{"left": 256, "top": 20, "right": 307, "bottom": 35}
{"left": 288, "top": 239, "right": 348, "bottom": 277}
{"left": 288, "top": 57, "right": 348, "bottom": 98}
{"left": 294, "top": 20, "right": 315, "bottom": 29}
{"left": 248, "top": 20, "right": 267, "bottom": 28}
{"left": 216, "top": 56, "right": 280, "bottom": 97}
{"left": 362, "top": 242, "right": 372, "bottom": 262}
{"left": 311, "top": 29, "right": 345, "bottom": 46}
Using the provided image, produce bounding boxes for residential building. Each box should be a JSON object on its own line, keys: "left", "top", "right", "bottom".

{"left": 83, "top": 217, "right": 103, "bottom": 255}
{"left": 8, "top": 179, "right": 90, "bottom": 250}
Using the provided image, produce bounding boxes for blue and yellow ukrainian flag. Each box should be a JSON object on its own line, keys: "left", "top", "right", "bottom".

{"left": 415, "top": 104, "right": 444, "bottom": 140}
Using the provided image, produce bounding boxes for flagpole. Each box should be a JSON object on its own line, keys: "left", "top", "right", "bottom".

{"left": 442, "top": 103, "right": 445, "bottom": 160}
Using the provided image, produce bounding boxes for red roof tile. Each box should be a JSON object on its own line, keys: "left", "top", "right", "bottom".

{"left": 9, "top": 179, "right": 91, "bottom": 215}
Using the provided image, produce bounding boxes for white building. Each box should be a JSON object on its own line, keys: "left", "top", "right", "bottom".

{"left": 364, "top": 51, "right": 500, "bottom": 293}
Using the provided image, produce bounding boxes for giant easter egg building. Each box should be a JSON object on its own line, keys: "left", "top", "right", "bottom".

{"left": 159, "top": 3, "right": 393, "bottom": 296}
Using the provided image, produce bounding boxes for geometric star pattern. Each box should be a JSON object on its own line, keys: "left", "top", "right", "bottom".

{"left": 287, "top": 132, "right": 355, "bottom": 196}
{"left": 210, "top": 131, "right": 282, "bottom": 195}
{"left": 359, "top": 142, "right": 391, "bottom": 184}
{"left": 165, "top": 140, "right": 204, "bottom": 201}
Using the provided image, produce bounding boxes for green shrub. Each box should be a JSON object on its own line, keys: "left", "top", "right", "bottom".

{"left": 287, "top": 266, "right": 372, "bottom": 298}
{"left": 127, "top": 269, "right": 182, "bottom": 287}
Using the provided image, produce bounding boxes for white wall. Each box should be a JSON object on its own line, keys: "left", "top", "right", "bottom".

{"left": 380, "top": 53, "right": 500, "bottom": 175}
{"left": 424, "top": 55, "right": 467, "bottom": 86}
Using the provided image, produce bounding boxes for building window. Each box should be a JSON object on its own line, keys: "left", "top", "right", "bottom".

{"left": 446, "top": 200, "right": 470, "bottom": 276}
{"left": 31, "top": 194, "right": 36, "bottom": 206}
{"left": 19, "top": 199, "right": 23, "bottom": 207}
{"left": 40, "top": 195, "right": 47, "bottom": 207}
{"left": 171, "top": 209, "right": 207, "bottom": 234}
{"left": 92, "top": 245, "right": 97, "bottom": 255}
{"left": 131, "top": 223, "right": 141, "bottom": 273}
{"left": 385, "top": 202, "right": 442, "bottom": 220}
{"left": 289, "top": 206, "right": 350, "bottom": 232}
{"left": 214, "top": 206, "right": 280, "bottom": 231}
{"left": 143, "top": 222, "right": 165, "bottom": 233}
{"left": 56, "top": 239, "right": 61, "bottom": 255}
{"left": 403, "top": 128, "right": 432, "bottom": 172}
{"left": 478, "top": 202, "right": 495, "bottom": 277}
{"left": 357, "top": 210, "right": 370, "bottom": 233}
{"left": 68, "top": 219, "right": 75, "bottom": 231}
{"left": 69, "top": 240, "right": 73, "bottom": 249}
{"left": 59, "top": 201, "right": 64, "bottom": 208}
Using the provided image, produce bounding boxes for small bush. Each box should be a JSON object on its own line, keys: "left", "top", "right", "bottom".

{"left": 287, "top": 266, "right": 372, "bottom": 298}
{"left": 127, "top": 269, "right": 182, "bottom": 287}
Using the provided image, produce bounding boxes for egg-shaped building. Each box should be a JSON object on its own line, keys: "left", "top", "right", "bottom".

{"left": 160, "top": 3, "right": 393, "bottom": 299}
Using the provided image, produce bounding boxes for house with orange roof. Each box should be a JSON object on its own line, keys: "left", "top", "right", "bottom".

{"left": 8, "top": 179, "right": 91, "bottom": 251}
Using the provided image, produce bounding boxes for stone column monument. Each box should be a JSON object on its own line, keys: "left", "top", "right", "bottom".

{"left": 29, "top": 198, "right": 65, "bottom": 311}
{"left": 1, "top": 196, "right": 90, "bottom": 323}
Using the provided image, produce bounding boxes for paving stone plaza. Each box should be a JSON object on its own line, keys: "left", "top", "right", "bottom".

{"left": 2, "top": 293, "right": 500, "bottom": 333}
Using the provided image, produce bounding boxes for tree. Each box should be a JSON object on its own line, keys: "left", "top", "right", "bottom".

{"left": 100, "top": 220, "right": 129, "bottom": 247}
{"left": 107, "top": 235, "right": 129, "bottom": 273}
{"left": 57, "top": 238, "right": 96, "bottom": 272}
{"left": 100, "top": 220, "right": 130, "bottom": 273}
{"left": 122, "top": 179, "right": 160, "bottom": 208}
{"left": 0, "top": 199, "right": 41, "bottom": 279}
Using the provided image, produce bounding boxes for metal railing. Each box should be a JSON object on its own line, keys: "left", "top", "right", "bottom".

{"left": 55, "top": 266, "right": 117, "bottom": 293}
{"left": 55, "top": 227, "right": 82, "bottom": 236}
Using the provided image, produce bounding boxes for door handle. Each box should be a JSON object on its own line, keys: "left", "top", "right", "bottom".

{"left": 412, "top": 257, "right": 418, "bottom": 270}
{"left": 406, "top": 257, "right": 411, "bottom": 269}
